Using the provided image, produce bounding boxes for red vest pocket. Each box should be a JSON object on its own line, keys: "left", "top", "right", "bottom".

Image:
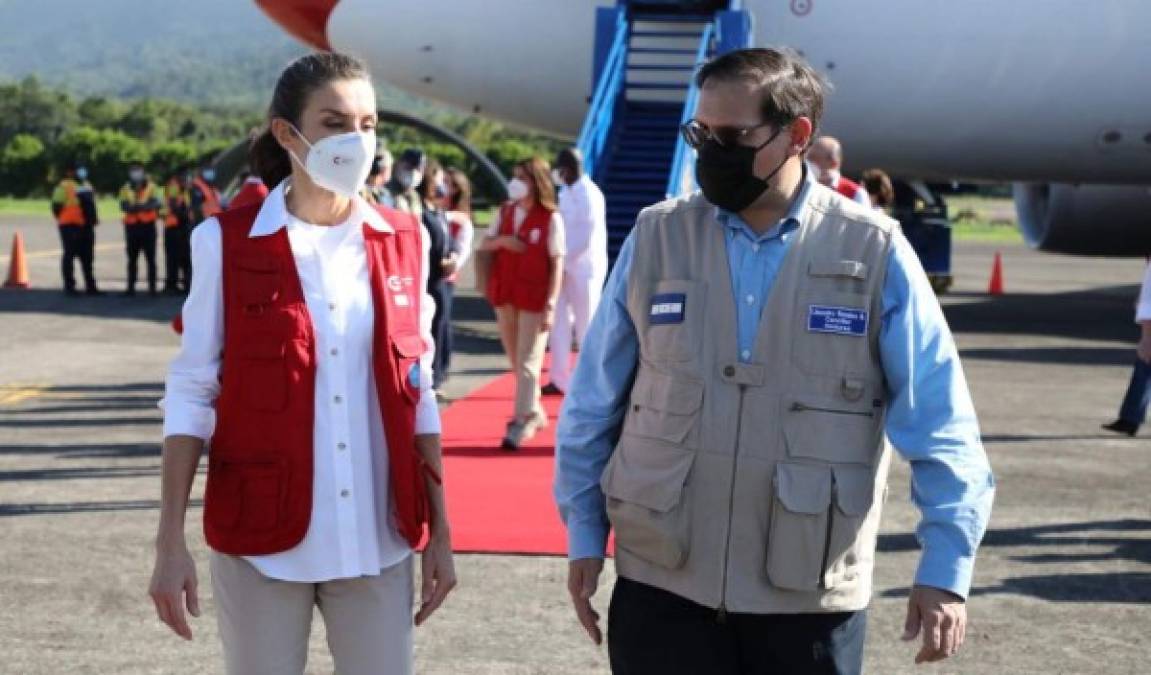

{"left": 205, "top": 457, "right": 285, "bottom": 534}
{"left": 239, "top": 337, "right": 288, "bottom": 412}
{"left": 391, "top": 333, "right": 426, "bottom": 404}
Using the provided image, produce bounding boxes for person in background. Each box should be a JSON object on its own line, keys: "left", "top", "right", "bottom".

{"left": 386, "top": 148, "right": 426, "bottom": 217}
{"left": 861, "top": 168, "right": 896, "bottom": 213}
{"left": 189, "top": 164, "right": 223, "bottom": 226}
{"left": 50, "top": 162, "right": 102, "bottom": 296}
{"left": 148, "top": 52, "right": 455, "bottom": 675}
{"left": 542, "top": 147, "right": 607, "bottom": 396}
{"left": 481, "top": 157, "right": 565, "bottom": 450}
{"left": 119, "top": 162, "right": 162, "bottom": 296}
{"left": 363, "top": 149, "right": 395, "bottom": 208}
{"left": 163, "top": 170, "right": 193, "bottom": 294}
{"left": 416, "top": 158, "right": 452, "bottom": 398}
{"left": 808, "top": 135, "right": 871, "bottom": 207}
{"left": 1102, "top": 260, "right": 1151, "bottom": 437}
{"left": 441, "top": 167, "right": 476, "bottom": 382}
{"left": 229, "top": 170, "right": 269, "bottom": 210}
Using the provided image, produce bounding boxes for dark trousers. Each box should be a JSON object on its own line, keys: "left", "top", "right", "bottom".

{"left": 163, "top": 225, "right": 192, "bottom": 291}
{"left": 58, "top": 226, "right": 96, "bottom": 292}
{"left": 1118, "top": 358, "right": 1151, "bottom": 427}
{"left": 608, "top": 577, "right": 866, "bottom": 675}
{"left": 125, "top": 222, "right": 157, "bottom": 293}
{"left": 429, "top": 280, "right": 454, "bottom": 389}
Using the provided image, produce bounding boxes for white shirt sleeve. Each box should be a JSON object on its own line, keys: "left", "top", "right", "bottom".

{"left": 162, "top": 218, "right": 224, "bottom": 441}
{"left": 853, "top": 186, "right": 872, "bottom": 207}
{"left": 416, "top": 223, "right": 442, "bottom": 434}
{"left": 1136, "top": 263, "right": 1151, "bottom": 322}
{"left": 562, "top": 187, "right": 593, "bottom": 263}
{"left": 549, "top": 211, "right": 566, "bottom": 258}
{"left": 484, "top": 207, "right": 502, "bottom": 238}
{"left": 449, "top": 211, "right": 475, "bottom": 270}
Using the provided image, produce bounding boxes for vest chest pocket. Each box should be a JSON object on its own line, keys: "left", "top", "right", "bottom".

{"left": 766, "top": 462, "right": 876, "bottom": 591}
{"left": 623, "top": 371, "right": 703, "bottom": 447}
{"left": 642, "top": 280, "right": 705, "bottom": 363}
{"left": 239, "top": 337, "right": 289, "bottom": 413}
{"left": 234, "top": 256, "right": 282, "bottom": 313}
{"left": 782, "top": 395, "right": 883, "bottom": 464}
{"left": 391, "top": 333, "right": 426, "bottom": 404}
{"left": 601, "top": 437, "right": 695, "bottom": 570}
{"left": 793, "top": 289, "right": 874, "bottom": 376}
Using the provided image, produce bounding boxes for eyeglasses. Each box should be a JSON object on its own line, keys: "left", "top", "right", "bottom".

{"left": 680, "top": 119, "right": 782, "bottom": 150}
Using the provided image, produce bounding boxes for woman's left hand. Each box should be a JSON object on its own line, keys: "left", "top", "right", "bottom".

{"left": 541, "top": 306, "right": 555, "bottom": 332}
{"left": 415, "top": 529, "right": 457, "bottom": 626}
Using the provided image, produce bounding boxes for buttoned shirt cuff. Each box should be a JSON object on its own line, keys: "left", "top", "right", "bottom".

{"left": 414, "top": 389, "right": 442, "bottom": 435}
{"left": 567, "top": 519, "right": 610, "bottom": 560}
{"left": 914, "top": 546, "right": 975, "bottom": 600}
{"left": 160, "top": 400, "right": 216, "bottom": 442}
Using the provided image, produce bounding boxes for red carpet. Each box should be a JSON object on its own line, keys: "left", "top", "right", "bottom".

{"left": 439, "top": 362, "right": 569, "bottom": 556}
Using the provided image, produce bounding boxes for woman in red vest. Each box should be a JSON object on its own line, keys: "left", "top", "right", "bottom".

{"left": 148, "top": 52, "right": 455, "bottom": 675}
{"left": 481, "top": 157, "right": 565, "bottom": 450}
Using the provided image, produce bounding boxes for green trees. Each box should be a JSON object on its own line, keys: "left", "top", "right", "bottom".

{"left": 0, "top": 134, "right": 48, "bottom": 196}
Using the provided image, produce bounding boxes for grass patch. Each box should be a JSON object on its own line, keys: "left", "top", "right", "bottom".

{"left": 946, "top": 194, "right": 1022, "bottom": 243}
{"left": 950, "top": 221, "right": 1023, "bottom": 243}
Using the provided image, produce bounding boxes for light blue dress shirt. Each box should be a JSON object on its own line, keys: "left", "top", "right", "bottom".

{"left": 554, "top": 177, "right": 995, "bottom": 598}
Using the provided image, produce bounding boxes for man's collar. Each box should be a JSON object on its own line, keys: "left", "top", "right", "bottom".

{"left": 249, "top": 179, "right": 394, "bottom": 238}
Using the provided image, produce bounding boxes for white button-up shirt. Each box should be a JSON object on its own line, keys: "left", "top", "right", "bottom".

{"left": 162, "top": 180, "right": 440, "bottom": 582}
{"left": 557, "top": 174, "right": 607, "bottom": 279}
{"left": 1137, "top": 262, "right": 1151, "bottom": 322}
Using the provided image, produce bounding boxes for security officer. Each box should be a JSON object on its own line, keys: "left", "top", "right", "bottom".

{"left": 119, "top": 162, "right": 162, "bottom": 296}
{"left": 189, "top": 164, "right": 222, "bottom": 225}
{"left": 162, "top": 170, "right": 193, "bottom": 293}
{"left": 543, "top": 147, "right": 608, "bottom": 395}
{"left": 555, "top": 48, "right": 995, "bottom": 674}
{"left": 50, "top": 162, "right": 102, "bottom": 295}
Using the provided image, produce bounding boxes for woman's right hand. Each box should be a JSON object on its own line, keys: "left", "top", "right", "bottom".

{"left": 499, "top": 236, "right": 527, "bottom": 253}
{"left": 148, "top": 542, "right": 201, "bottom": 640}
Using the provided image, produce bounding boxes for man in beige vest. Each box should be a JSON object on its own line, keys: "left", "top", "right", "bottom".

{"left": 555, "top": 48, "right": 995, "bottom": 674}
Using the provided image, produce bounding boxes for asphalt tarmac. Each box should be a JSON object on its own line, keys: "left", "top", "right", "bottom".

{"left": 1, "top": 213, "right": 1148, "bottom": 674}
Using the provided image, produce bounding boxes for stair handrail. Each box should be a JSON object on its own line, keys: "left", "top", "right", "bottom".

{"left": 665, "top": 21, "right": 714, "bottom": 199}
{"left": 576, "top": 11, "right": 629, "bottom": 182}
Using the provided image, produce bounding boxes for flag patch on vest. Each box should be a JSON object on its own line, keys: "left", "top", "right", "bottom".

{"left": 808, "top": 305, "right": 868, "bottom": 336}
{"left": 649, "top": 293, "right": 686, "bottom": 324}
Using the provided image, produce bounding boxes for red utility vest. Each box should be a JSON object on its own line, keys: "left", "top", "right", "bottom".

{"left": 229, "top": 177, "right": 269, "bottom": 210}
{"left": 487, "top": 202, "right": 554, "bottom": 312}
{"left": 204, "top": 202, "right": 435, "bottom": 555}
{"left": 835, "top": 176, "right": 864, "bottom": 201}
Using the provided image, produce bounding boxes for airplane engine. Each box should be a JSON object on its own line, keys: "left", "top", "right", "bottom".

{"left": 1013, "top": 183, "right": 1151, "bottom": 256}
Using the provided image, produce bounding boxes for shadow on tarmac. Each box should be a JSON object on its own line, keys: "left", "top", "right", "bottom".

{"left": 943, "top": 285, "right": 1141, "bottom": 344}
{"left": 880, "top": 519, "right": 1151, "bottom": 603}
{"left": 0, "top": 288, "right": 184, "bottom": 323}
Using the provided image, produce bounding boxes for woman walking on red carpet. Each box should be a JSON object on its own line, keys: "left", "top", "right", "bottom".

{"left": 481, "top": 157, "right": 565, "bottom": 450}
{"left": 148, "top": 52, "right": 455, "bottom": 675}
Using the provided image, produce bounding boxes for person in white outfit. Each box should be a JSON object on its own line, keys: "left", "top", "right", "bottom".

{"left": 543, "top": 147, "right": 608, "bottom": 395}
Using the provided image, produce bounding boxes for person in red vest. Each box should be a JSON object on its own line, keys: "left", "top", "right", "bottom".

{"left": 480, "top": 157, "right": 565, "bottom": 450}
{"left": 229, "top": 170, "right": 269, "bottom": 209}
{"left": 148, "top": 52, "right": 455, "bottom": 674}
{"left": 808, "top": 135, "right": 872, "bottom": 207}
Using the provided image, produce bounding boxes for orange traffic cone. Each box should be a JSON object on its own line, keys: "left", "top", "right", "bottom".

{"left": 988, "top": 251, "right": 1004, "bottom": 296}
{"left": 3, "top": 232, "right": 30, "bottom": 289}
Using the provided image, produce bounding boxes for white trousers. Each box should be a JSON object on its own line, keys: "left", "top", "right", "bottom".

{"left": 548, "top": 270, "right": 604, "bottom": 391}
{"left": 210, "top": 552, "right": 414, "bottom": 675}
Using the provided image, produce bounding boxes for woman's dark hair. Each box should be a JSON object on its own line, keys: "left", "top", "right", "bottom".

{"left": 516, "top": 157, "right": 557, "bottom": 212}
{"left": 861, "top": 168, "right": 895, "bottom": 208}
{"left": 250, "top": 52, "right": 371, "bottom": 188}
{"left": 444, "top": 167, "right": 472, "bottom": 214}
{"left": 416, "top": 158, "right": 443, "bottom": 203}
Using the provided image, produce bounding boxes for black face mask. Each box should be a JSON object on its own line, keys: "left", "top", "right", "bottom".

{"left": 694, "top": 126, "right": 789, "bottom": 213}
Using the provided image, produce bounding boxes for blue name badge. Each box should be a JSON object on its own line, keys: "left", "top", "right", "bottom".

{"left": 807, "top": 305, "right": 868, "bottom": 337}
{"left": 649, "top": 293, "right": 686, "bottom": 325}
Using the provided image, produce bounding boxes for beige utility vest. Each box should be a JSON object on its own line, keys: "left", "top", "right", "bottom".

{"left": 601, "top": 185, "right": 897, "bottom": 614}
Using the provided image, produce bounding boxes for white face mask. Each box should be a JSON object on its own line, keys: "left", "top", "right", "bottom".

{"left": 507, "top": 178, "right": 530, "bottom": 202}
{"left": 288, "top": 124, "right": 378, "bottom": 198}
{"left": 551, "top": 169, "right": 565, "bottom": 186}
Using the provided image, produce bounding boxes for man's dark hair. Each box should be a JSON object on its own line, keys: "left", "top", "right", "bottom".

{"left": 554, "top": 147, "right": 583, "bottom": 179}
{"left": 695, "top": 47, "right": 827, "bottom": 134}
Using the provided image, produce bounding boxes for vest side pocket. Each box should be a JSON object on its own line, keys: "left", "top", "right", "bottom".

{"left": 623, "top": 370, "right": 704, "bottom": 447}
{"left": 782, "top": 395, "right": 882, "bottom": 464}
{"left": 206, "top": 457, "right": 284, "bottom": 534}
{"left": 642, "top": 279, "right": 705, "bottom": 363}
{"left": 766, "top": 462, "right": 832, "bottom": 591}
{"left": 601, "top": 436, "right": 695, "bottom": 570}
{"left": 823, "top": 465, "right": 877, "bottom": 588}
{"left": 391, "top": 333, "right": 427, "bottom": 404}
